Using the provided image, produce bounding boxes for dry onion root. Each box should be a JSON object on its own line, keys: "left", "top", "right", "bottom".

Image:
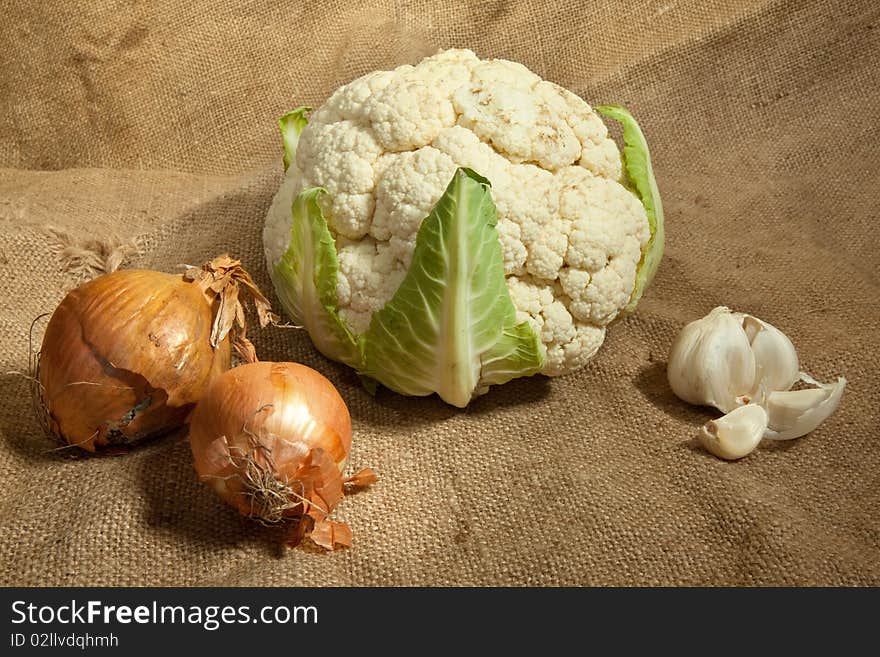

{"left": 34, "top": 254, "right": 276, "bottom": 452}
{"left": 188, "top": 361, "right": 375, "bottom": 550}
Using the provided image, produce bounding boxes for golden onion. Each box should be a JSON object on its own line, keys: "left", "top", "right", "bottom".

{"left": 188, "top": 361, "right": 373, "bottom": 549}
{"left": 36, "top": 255, "right": 274, "bottom": 452}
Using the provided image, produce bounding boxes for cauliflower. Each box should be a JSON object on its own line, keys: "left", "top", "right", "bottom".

{"left": 264, "top": 49, "right": 663, "bottom": 406}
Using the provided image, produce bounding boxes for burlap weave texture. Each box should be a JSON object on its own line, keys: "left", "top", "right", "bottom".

{"left": 1, "top": 0, "right": 877, "bottom": 585}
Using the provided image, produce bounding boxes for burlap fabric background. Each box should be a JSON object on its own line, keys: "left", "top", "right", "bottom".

{"left": 1, "top": 0, "right": 877, "bottom": 586}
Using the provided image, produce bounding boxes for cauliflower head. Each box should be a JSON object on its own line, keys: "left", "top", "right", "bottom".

{"left": 264, "top": 49, "right": 663, "bottom": 406}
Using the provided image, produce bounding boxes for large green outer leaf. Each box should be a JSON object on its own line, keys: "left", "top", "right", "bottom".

{"left": 273, "top": 188, "right": 361, "bottom": 368}
{"left": 596, "top": 105, "right": 664, "bottom": 314}
{"left": 362, "top": 168, "right": 543, "bottom": 407}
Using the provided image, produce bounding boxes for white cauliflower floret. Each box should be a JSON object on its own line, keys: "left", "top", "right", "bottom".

{"left": 405, "top": 49, "right": 475, "bottom": 95}
{"left": 558, "top": 167, "right": 650, "bottom": 324}
{"left": 365, "top": 79, "right": 457, "bottom": 152}
{"left": 264, "top": 48, "right": 649, "bottom": 376}
{"left": 453, "top": 81, "right": 582, "bottom": 171}
{"left": 371, "top": 148, "right": 457, "bottom": 244}
{"left": 432, "top": 125, "right": 511, "bottom": 189}
{"left": 496, "top": 164, "right": 563, "bottom": 281}
{"left": 548, "top": 323, "right": 607, "bottom": 375}
{"left": 542, "top": 82, "right": 623, "bottom": 180}
{"left": 336, "top": 237, "right": 406, "bottom": 335}
{"left": 495, "top": 219, "right": 527, "bottom": 275}
{"left": 506, "top": 275, "right": 605, "bottom": 375}
{"left": 296, "top": 120, "right": 382, "bottom": 238}
{"left": 310, "top": 70, "right": 397, "bottom": 124}
{"left": 263, "top": 166, "right": 303, "bottom": 268}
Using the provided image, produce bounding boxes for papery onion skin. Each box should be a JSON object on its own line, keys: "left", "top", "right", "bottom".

{"left": 188, "top": 361, "right": 352, "bottom": 520}
{"left": 38, "top": 270, "right": 231, "bottom": 452}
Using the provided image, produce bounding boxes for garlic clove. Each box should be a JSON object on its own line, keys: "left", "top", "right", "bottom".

{"left": 667, "top": 306, "right": 756, "bottom": 413}
{"left": 733, "top": 312, "right": 800, "bottom": 394}
{"left": 699, "top": 403, "right": 769, "bottom": 460}
{"left": 764, "top": 374, "right": 846, "bottom": 441}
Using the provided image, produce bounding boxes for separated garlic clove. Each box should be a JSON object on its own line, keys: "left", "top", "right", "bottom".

{"left": 667, "top": 306, "right": 756, "bottom": 413}
{"left": 699, "top": 403, "right": 769, "bottom": 460}
{"left": 764, "top": 373, "right": 847, "bottom": 441}
{"left": 734, "top": 312, "right": 800, "bottom": 395}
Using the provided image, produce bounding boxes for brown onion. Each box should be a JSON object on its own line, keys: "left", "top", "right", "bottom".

{"left": 188, "top": 361, "right": 373, "bottom": 549}
{"left": 36, "top": 255, "right": 275, "bottom": 452}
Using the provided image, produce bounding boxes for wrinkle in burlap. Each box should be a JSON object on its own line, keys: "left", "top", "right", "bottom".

{"left": 1, "top": 0, "right": 878, "bottom": 586}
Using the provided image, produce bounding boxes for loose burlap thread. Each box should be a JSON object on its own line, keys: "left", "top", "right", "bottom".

{"left": 1, "top": 0, "right": 878, "bottom": 586}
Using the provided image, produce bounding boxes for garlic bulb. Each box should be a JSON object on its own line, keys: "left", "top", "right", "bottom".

{"left": 699, "top": 404, "right": 769, "bottom": 460}
{"left": 668, "top": 306, "right": 846, "bottom": 460}
{"left": 667, "top": 306, "right": 756, "bottom": 413}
